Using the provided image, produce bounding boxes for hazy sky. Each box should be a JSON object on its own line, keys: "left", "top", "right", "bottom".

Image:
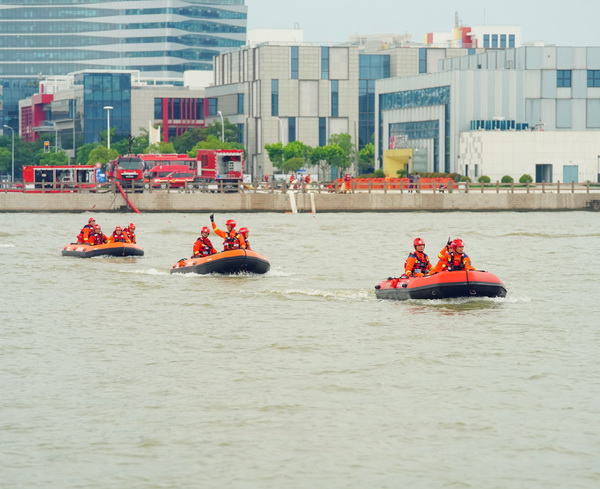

{"left": 246, "top": 0, "right": 599, "bottom": 46}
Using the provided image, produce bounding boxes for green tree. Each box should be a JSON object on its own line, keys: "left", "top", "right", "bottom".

{"left": 0, "top": 147, "right": 11, "bottom": 174}
{"left": 309, "top": 144, "right": 344, "bottom": 181}
{"left": 264, "top": 142, "right": 285, "bottom": 171}
{"left": 519, "top": 174, "right": 533, "bottom": 183}
{"left": 478, "top": 175, "right": 491, "bottom": 183}
{"left": 282, "top": 141, "right": 312, "bottom": 162}
{"left": 328, "top": 133, "right": 355, "bottom": 171}
{"left": 501, "top": 175, "right": 514, "bottom": 183}
{"left": 87, "top": 145, "right": 119, "bottom": 165}
{"left": 358, "top": 142, "right": 375, "bottom": 174}
{"left": 38, "top": 151, "right": 69, "bottom": 165}
{"left": 281, "top": 156, "right": 305, "bottom": 173}
{"left": 171, "top": 127, "right": 204, "bottom": 153}
{"left": 76, "top": 143, "right": 99, "bottom": 165}
{"left": 145, "top": 141, "right": 176, "bottom": 154}
{"left": 189, "top": 135, "right": 243, "bottom": 155}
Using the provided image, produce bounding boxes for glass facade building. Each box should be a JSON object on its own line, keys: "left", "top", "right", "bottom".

{"left": 0, "top": 0, "right": 246, "bottom": 129}
{"left": 0, "top": 0, "right": 247, "bottom": 77}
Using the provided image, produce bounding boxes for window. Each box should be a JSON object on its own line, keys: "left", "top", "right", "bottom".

{"left": 492, "top": 35, "right": 498, "bottom": 48}
{"left": 237, "top": 93, "right": 244, "bottom": 114}
{"left": 271, "top": 79, "right": 278, "bottom": 116}
{"left": 321, "top": 47, "right": 329, "bottom": 79}
{"left": 483, "top": 34, "right": 490, "bottom": 48}
{"left": 291, "top": 46, "right": 299, "bottom": 80}
{"left": 509, "top": 35, "right": 515, "bottom": 48}
{"left": 288, "top": 117, "right": 296, "bottom": 142}
{"left": 557, "top": 70, "right": 572, "bottom": 88}
{"left": 418, "top": 48, "right": 427, "bottom": 74}
{"left": 500, "top": 34, "right": 506, "bottom": 49}
{"left": 319, "top": 117, "right": 326, "bottom": 146}
{"left": 331, "top": 80, "right": 339, "bottom": 117}
{"left": 587, "top": 70, "right": 600, "bottom": 87}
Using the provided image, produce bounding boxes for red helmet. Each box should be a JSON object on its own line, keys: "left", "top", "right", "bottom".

{"left": 225, "top": 219, "right": 236, "bottom": 228}
{"left": 129, "top": 223, "right": 136, "bottom": 230}
{"left": 451, "top": 239, "right": 464, "bottom": 250}
{"left": 201, "top": 226, "right": 210, "bottom": 234}
{"left": 413, "top": 237, "right": 425, "bottom": 247}
{"left": 94, "top": 224, "right": 101, "bottom": 230}
{"left": 88, "top": 217, "right": 95, "bottom": 223}
{"left": 115, "top": 226, "right": 122, "bottom": 232}
{"left": 239, "top": 227, "right": 249, "bottom": 236}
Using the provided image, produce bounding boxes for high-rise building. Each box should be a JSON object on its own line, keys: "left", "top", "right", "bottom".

{"left": 0, "top": 0, "right": 247, "bottom": 128}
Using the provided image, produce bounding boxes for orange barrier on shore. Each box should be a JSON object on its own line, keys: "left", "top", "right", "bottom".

{"left": 333, "top": 177, "right": 454, "bottom": 190}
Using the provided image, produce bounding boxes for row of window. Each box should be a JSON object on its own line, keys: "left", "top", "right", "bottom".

{"left": 482, "top": 34, "right": 516, "bottom": 49}
{"left": 0, "top": 20, "right": 245, "bottom": 34}
{"left": 0, "top": 48, "right": 219, "bottom": 62}
{"left": 557, "top": 70, "right": 600, "bottom": 87}
{"left": 0, "top": 35, "right": 244, "bottom": 49}
{"left": 1, "top": 6, "right": 246, "bottom": 20}
{"left": 0, "top": 62, "right": 213, "bottom": 76}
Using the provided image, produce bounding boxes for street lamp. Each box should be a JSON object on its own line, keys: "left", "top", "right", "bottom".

{"left": 2, "top": 124, "right": 14, "bottom": 183}
{"left": 103, "top": 106, "right": 113, "bottom": 149}
{"left": 217, "top": 110, "right": 224, "bottom": 142}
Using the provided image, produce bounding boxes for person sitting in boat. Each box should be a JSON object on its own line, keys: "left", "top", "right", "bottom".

{"left": 77, "top": 217, "right": 96, "bottom": 243}
{"left": 107, "top": 226, "right": 131, "bottom": 244}
{"left": 123, "top": 223, "right": 136, "bottom": 243}
{"left": 88, "top": 224, "right": 107, "bottom": 245}
{"left": 431, "top": 239, "right": 475, "bottom": 273}
{"left": 210, "top": 214, "right": 246, "bottom": 251}
{"left": 403, "top": 237, "right": 432, "bottom": 277}
{"left": 192, "top": 226, "right": 217, "bottom": 258}
{"left": 238, "top": 227, "right": 251, "bottom": 250}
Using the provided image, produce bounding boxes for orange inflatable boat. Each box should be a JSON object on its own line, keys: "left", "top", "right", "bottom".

{"left": 171, "top": 249, "right": 270, "bottom": 275}
{"left": 62, "top": 242, "right": 144, "bottom": 258}
{"left": 374, "top": 270, "right": 506, "bottom": 301}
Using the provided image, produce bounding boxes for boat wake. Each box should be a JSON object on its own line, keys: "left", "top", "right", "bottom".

{"left": 271, "top": 288, "right": 371, "bottom": 302}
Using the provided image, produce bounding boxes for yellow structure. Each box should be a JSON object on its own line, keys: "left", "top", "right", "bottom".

{"left": 383, "top": 149, "right": 413, "bottom": 177}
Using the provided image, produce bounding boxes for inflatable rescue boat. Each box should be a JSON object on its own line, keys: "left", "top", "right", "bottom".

{"left": 171, "top": 249, "right": 270, "bottom": 275}
{"left": 374, "top": 270, "right": 506, "bottom": 301}
{"left": 62, "top": 242, "right": 144, "bottom": 258}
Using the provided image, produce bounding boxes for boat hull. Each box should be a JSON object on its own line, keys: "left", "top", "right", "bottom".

{"left": 170, "top": 249, "right": 270, "bottom": 275}
{"left": 62, "top": 242, "right": 144, "bottom": 258}
{"left": 374, "top": 270, "right": 507, "bottom": 301}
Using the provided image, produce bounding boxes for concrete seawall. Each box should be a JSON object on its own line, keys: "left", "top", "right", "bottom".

{"left": 1, "top": 191, "right": 599, "bottom": 212}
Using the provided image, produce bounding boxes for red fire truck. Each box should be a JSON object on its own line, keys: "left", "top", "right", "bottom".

{"left": 107, "top": 150, "right": 245, "bottom": 191}
{"left": 22, "top": 165, "right": 98, "bottom": 191}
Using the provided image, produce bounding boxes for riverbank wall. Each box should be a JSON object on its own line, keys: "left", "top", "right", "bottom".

{"left": 2, "top": 191, "right": 600, "bottom": 212}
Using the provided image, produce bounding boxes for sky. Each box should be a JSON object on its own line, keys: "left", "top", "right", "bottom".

{"left": 246, "top": 0, "right": 600, "bottom": 47}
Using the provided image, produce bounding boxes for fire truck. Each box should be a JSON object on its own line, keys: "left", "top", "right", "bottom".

{"left": 22, "top": 165, "right": 98, "bottom": 190}
{"left": 107, "top": 150, "right": 245, "bottom": 191}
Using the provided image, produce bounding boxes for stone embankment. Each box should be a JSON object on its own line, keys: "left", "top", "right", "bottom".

{"left": 2, "top": 189, "right": 600, "bottom": 212}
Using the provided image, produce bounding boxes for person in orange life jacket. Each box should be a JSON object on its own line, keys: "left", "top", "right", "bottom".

{"left": 238, "top": 227, "right": 251, "bottom": 250}
{"left": 431, "top": 238, "right": 475, "bottom": 273}
{"left": 192, "top": 226, "right": 217, "bottom": 258}
{"left": 210, "top": 214, "right": 246, "bottom": 250}
{"left": 107, "top": 226, "right": 131, "bottom": 244}
{"left": 404, "top": 237, "right": 432, "bottom": 277}
{"left": 77, "top": 217, "right": 96, "bottom": 243}
{"left": 123, "top": 223, "right": 136, "bottom": 243}
{"left": 88, "top": 224, "right": 107, "bottom": 245}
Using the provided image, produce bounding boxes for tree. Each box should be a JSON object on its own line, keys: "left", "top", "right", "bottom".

{"left": 171, "top": 127, "right": 204, "bottom": 153}
{"left": 145, "top": 141, "right": 176, "bottom": 154}
{"left": 309, "top": 144, "right": 344, "bottom": 181}
{"left": 0, "top": 147, "right": 11, "bottom": 174}
{"left": 264, "top": 142, "right": 285, "bottom": 171}
{"left": 189, "top": 135, "right": 243, "bottom": 155}
{"left": 281, "top": 156, "right": 305, "bottom": 173}
{"left": 478, "top": 175, "right": 491, "bottom": 183}
{"left": 501, "top": 175, "right": 514, "bottom": 183}
{"left": 76, "top": 143, "right": 99, "bottom": 165}
{"left": 282, "top": 140, "right": 312, "bottom": 162}
{"left": 328, "top": 133, "right": 355, "bottom": 172}
{"left": 358, "top": 142, "right": 375, "bottom": 174}
{"left": 38, "top": 151, "right": 69, "bottom": 165}
{"left": 87, "top": 145, "right": 119, "bottom": 165}
{"left": 519, "top": 174, "right": 533, "bottom": 183}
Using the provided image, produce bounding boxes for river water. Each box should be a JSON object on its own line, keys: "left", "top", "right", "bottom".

{"left": 1, "top": 210, "right": 599, "bottom": 489}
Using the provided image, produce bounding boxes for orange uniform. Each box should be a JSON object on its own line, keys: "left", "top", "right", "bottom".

{"left": 107, "top": 227, "right": 131, "bottom": 243}
{"left": 211, "top": 222, "right": 246, "bottom": 250}
{"left": 123, "top": 226, "right": 136, "bottom": 243}
{"left": 404, "top": 251, "right": 432, "bottom": 276}
{"left": 431, "top": 249, "right": 475, "bottom": 273}
{"left": 193, "top": 236, "right": 217, "bottom": 257}
{"left": 89, "top": 232, "right": 107, "bottom": 245}
{"left": 77, "top": 224, "right": 94, "bottom": 243}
